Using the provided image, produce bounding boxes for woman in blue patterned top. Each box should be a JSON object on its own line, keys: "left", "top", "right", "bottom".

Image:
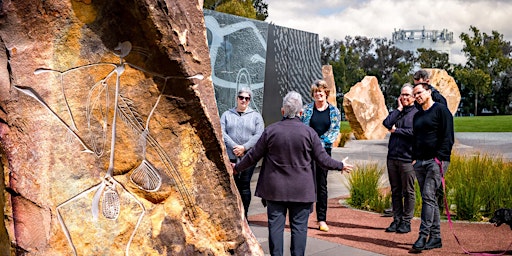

{"left": 301, "top": 79, "right": 341, "bottom": 232}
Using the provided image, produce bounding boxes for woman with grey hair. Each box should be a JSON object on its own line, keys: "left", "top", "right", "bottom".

{"left": 233, "top": 91, "right": 353, "bottom": 256}
{"left": 220, "top": 87, "right": 264, "bottom": 218}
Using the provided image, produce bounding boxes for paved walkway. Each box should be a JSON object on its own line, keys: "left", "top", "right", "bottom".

{"left": 247, "top": 132, "right": 512, "bottom": 255}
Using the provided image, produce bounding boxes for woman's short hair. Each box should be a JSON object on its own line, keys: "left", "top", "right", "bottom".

{"left": 237, "top": 87, "right": 253, "bottom": 98}
{"left": 310, "top": 79, "right": 330, "bottom": 97}
{"left": 282, "top": 91, "right": 303, "bottom": 118}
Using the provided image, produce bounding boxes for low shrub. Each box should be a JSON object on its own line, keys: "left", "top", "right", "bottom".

{"left": 346, "top": 153, "right": 512, "bottom": 222}
{"left": 346, "top": 163, "right": 390, "bottom": 213}
{"left": 445, "top": 153, "right": 512, "bottom": 221}
{"left": 338, "top": 128, "right": 352, "bottom": 147}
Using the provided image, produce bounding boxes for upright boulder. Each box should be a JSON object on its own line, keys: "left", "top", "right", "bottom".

{"left": 322, "top": 65, "right": 343, "bottom": 147}
{"left": 0, "top": 0, "right": 262, "bottom": 255}
{"left": 322, "top": 65, "right": 338, "bottom": 107}
{"left": 343, "top": 76, "right": 389, "bottom": 140}
{"left": 423, "top": 68, "right": 461, "bottom": 115}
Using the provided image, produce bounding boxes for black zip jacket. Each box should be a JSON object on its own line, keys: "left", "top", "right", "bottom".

{"left": 383, "top": 105, "right": 418, "bottom": 162}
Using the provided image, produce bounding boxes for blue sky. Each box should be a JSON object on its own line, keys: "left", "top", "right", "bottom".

{"left": 264, "top": 0, "right": 512, "bottom": 64}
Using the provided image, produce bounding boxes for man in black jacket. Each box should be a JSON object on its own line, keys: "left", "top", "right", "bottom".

{"left": 410, "top": 83, "right": 454, "bottom": 252}
{"left": 382, "top": 83, "right": 418, "bottom": 234}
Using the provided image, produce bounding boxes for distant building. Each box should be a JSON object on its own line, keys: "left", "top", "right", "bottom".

{"left": 392, "top": 27, "right": 455, "bottom": 61}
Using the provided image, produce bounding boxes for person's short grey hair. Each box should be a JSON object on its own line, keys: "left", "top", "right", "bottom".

{"left": 282, "top": 91, "right": 303, "bottom": 118}
{"left": 237, "top": 87, "right": 253, "bottom": 98}
{"left": 401, "top": 83, "right": 413, "bottom": 91}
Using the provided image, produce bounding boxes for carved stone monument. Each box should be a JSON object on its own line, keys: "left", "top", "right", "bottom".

{"left": 343, "top": 76, "right": 389, "bottom": 140}
{"left": 0, "top": 0, "right": 262, "bottom": 255}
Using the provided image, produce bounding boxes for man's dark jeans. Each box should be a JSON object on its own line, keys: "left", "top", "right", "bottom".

{"left": 414, "top": 159, "right": 442, "bottom": 238}
{"left": 387, "top": 159, "right": 416, "bottom": 223}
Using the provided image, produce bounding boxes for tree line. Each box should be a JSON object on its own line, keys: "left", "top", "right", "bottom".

{"left": 322, "top": 26, "right": 512, "bottom": 116}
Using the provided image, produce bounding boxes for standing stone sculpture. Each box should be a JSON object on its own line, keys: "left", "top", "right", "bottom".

{"left": 343, "top": 76, "right": 389, "bottom": 140}
{"left": 322, "top": 65, "right": 343, "bottom": 147}
{"left": 0, "top": 0, "right": 262, "bottom": 255}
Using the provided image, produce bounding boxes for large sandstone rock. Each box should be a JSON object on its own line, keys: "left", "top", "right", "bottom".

{"left": 322, "top": 65, "right": 338, "bottom": 107}
{"left": 343, "top": 76, "right": 389, "bottom": 140}
{"left": 322, "top": 65, "right": 344, "bottom": 147}
{"left": 423, "top": 68, "right": 461, "bottom": 115}
{"left": 0, "top": 0, "right": 262, "bottom": 255}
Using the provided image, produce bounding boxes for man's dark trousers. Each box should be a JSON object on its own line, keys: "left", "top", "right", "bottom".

{"left": 267, "top": 201, "right": 312, "bottom": 256}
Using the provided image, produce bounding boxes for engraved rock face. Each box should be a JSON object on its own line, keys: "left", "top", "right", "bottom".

{"left": 343, "top": 76, "right": 389, "bottom": 140}
{"left": 0, "top": 0, "right": 262, "bottom": 255}
{"left": 422, "top": 68, "right": 461, "bottom": 115}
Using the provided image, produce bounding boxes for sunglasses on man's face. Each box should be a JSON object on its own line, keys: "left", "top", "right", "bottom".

{"left": 238, "top": 96, "right": 251, "bottom": 101}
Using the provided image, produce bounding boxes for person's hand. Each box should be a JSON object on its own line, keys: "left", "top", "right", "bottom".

{"left": 233, "top": 145, "right": 245, "bottom": 157}
{"left": 341, "top": 157, "right": 354, "bottom": 173}
{"left": 389, "top": 125, "right": 396, "bottom": 133}
{"left": 231, "top": 162, "right": 238, "bottom": 175}
{"left": 397, "top": 95, "right": 403, "bottom": 111}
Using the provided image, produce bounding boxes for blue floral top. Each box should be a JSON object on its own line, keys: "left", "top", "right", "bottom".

{"left": 302, "top": 103, "right": 341, "bottom": 149}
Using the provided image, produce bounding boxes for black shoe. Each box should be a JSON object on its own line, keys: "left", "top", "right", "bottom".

{"left": 396, "top": 221, "right": 411, "bottom": 233}
{"left": 412, "top": 236, "right": 427, "bottom": 251}
{"left": 425, "top": 237, "right": 442, "bottom": 250}
{"left": 385, "top": 220, "right": 398, "bottom": 232}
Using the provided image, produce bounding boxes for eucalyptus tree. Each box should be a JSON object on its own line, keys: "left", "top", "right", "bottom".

{"left": 417, "top": 48, "right": 451, "bottom": 71}
{"left": 458, "top": 26, "right": 512, "bottom": 114}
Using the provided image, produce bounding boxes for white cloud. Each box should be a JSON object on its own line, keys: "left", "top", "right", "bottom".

{"left": 265, "top": 0, "right": 512, "bottom": 64}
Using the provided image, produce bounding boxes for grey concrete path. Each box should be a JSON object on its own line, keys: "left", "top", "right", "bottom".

{"left": 246, "top": 132, "right": 512, "bottom": 256}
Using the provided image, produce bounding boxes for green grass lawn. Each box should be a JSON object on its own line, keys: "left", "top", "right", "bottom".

{"left": 340, "top": 115, "right": 512, "bottom": 132}
{"left": 454, "top": 115, "right": 512, "bottom": 132}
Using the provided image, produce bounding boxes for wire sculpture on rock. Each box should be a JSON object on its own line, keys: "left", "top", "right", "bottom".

{"left": 14, "top": 41, "right": 203, "bottom": 255}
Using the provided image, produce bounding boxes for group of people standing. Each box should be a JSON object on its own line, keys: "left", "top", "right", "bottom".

{"left": 383, "top": 69, "right": 454, "bottom": 253}
{"left": 222, "top": 80, "right": 351, "bottom": 256}
{"left": 221, "top": 68, "right": 454, "bottom": 256}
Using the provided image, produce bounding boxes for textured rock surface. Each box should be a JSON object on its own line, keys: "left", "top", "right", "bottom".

{"left": 322, "top": 65, "right": 338, "bottom": 107}
{"left": 423, "top": 68, "right": 461, "bottom": 115}
{"left": 322, "top": 65, "right": 343, "bottom": 147}
{"left": 343, "top": 76, "right": 389, "bottom": 140}
{"left": 0, "top": 0, "right": 262, "bottom": 255}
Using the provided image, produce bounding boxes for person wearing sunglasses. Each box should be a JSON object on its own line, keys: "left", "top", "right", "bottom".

{"left": 301, "top": 79, "right": 341, "bottom": 232}
{"left": 382, "top": 83, "right": 418, "bottom": 234}
{"left": 220, "top": 87, "right": 264, "bottom": 219}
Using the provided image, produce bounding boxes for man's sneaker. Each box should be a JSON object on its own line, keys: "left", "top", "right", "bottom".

{"left": 385, "top": 220, "right": 398, "bottom": 232}
{"left": 425, "top": 237, "right": 442, "bottom": 249}
{"left": 396, "top": 221, "right": 411, "bottom": 233}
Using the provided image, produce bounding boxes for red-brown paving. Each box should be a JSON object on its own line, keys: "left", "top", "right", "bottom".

{"left": 248, "top": 196, "right": 512, "bottom": 256}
